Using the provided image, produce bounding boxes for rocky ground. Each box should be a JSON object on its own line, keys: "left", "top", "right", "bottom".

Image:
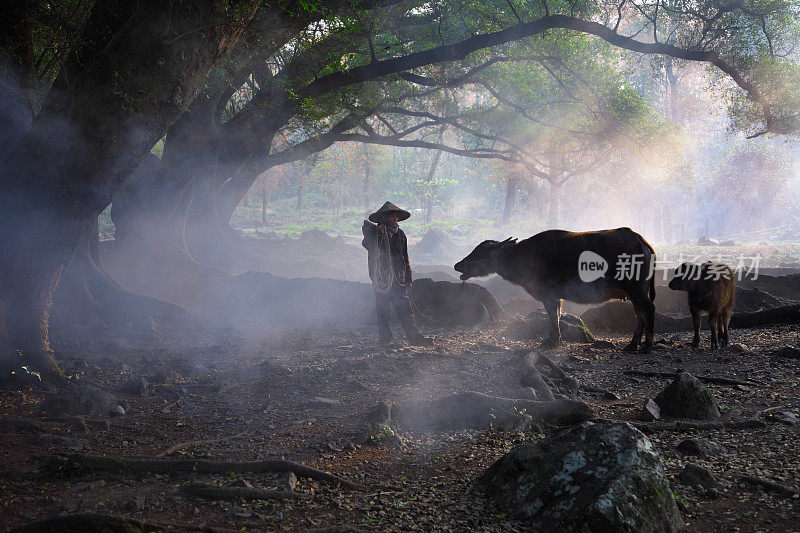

{"left": 1, "top": 323, "right": 799, "bottom": 532}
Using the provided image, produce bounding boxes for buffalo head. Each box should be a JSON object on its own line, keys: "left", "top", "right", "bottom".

{"left": 668, "top": 262, "right": 702, "bottom": 291}
{"left": 454, "top": 238, "right": 516, "bottom": 280}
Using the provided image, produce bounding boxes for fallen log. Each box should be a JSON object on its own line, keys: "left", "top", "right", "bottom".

{"left": 390, "top": 391, "right": 594, "bottom": 429}
{"left": 182, "top": 482, "right": 300, "bottom": 501}
{"left": 730, "top": 304, "right": 800, "bottom": 328}
{"left": 43, "top": 454, "right": 365, "bottom": 491}
{"left": 738, "top": 475, "right": 799, "bottom": 497}
{"left": 584, "top": 302, "right": 800, "bottom": 333}
{"left": 9, "top": 512, "right": 224, "bottom": 532}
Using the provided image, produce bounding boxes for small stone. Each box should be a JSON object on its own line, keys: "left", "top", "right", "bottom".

{"left": 769, "top": 345, "right": 800, "bottom": 359}
{"left": 641, "top": 398, "right": 661, "bottom": 421}
{"left": 39, "top": 435, "right": 90, "bottom": 452}
{"left": 676, "top": 438, "right": 727, "bottom": 458}
{"left": 280, "top": 471, "right": 298, "bottom": 491}
{"left": 126, "top": 496, "right": 146, "bottom": 512}
{"left": 9, "top": 366, "right": 42, "bottom": 388}
{"left": 120, "top": 376, "right": 148, "bottom": 396}
{"left": 767, "top": 410, "right": 798, "bottom": 426}
{"left": 679, "top": 463, "right": 723, "bottom": 490}
{"left": 509, "top": 387, "right": 537, "bottom": 400}
{"left": 601, "top": 390, "right": 621, "bottom": 400}
{"left": 590, "top": 340, "right": 616, "bottom": 349}
{"left": 228, "top": 506, "right": 251, "bottom": 519}
{"left": 305, "top": 397, "right": 340, "bottom": 409}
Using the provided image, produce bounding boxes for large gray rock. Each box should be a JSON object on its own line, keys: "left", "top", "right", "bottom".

{"left": 42, "top": 385, "right": 124, "bottom": 417}
{"left": 675, "top": 438, "right": 727, "bottom": 458}
{"left": 654, "top": 372, "right": 721, "bottom": 420}
{"left": 504, "top": 311, "right": 595, "bottom": 343}
{"left": 678, "top": 463, "right": 723, "bottom": 490}
{"left": 480, "top": 420, "right": 682, "bottom": 532}
{"left": 412, "top": 228, "right": 456, "bottom": 259}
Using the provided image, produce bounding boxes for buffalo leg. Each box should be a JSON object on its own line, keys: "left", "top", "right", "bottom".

{"left": 722, "top": 313, "right": 731, "bottom": 347}
{"left": 709, "top": 311, "right": 719, "bottom": 349}
{"left": 638, "top": 295, "right": 655, "bottom": 353}
{"left": 540, "top": 298, "right": 562, "bottom": 349}
{"left": 690, "top": 309, "right": 701, "bottom": 349}
{"left": 622, "top": 309, "right": 643, "bottom": 352}
{"left": 624, "top": 294, "right": 654, "bottom": 353}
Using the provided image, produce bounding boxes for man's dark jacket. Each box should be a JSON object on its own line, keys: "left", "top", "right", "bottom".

{"left": 362, "top": 221, "right": 413, "bottom": 286}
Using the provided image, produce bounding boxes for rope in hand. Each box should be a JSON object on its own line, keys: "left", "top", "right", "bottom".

{"left": 370, "top": 226, "right": 394, "bottom": 294}
{"left": 369, "top": 223, "right": 437, "bottom": 324}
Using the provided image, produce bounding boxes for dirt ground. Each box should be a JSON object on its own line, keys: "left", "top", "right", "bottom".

{"left": 1, "top": 322, "right": 799, "bottom": 532}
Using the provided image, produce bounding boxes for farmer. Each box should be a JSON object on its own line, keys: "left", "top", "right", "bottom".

{"left": 362, "top": 201, "right": 432, "bottom": 347}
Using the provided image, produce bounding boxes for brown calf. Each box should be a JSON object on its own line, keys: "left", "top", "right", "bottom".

{"left": 668, "top": 262, "right": 735, "bottom": 349}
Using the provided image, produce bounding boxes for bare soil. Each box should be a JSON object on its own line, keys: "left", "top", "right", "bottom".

{"left": 1, "top": 323, "right": 799, "bottom": 532}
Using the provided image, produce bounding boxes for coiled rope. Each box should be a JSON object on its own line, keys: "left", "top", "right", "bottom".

{"left": 370, "top": 227, "right": 394, "bottom": 294}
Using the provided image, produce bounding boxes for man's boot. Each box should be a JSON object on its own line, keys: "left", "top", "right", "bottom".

{"left": 398, "top": 310, "right": 432, "bottom": 346}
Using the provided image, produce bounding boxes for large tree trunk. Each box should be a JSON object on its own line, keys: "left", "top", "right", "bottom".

{"left": 52, "top": 220, "right": 207, "bottom": 348}
{"left": 665, "top": 57, "right": 679, "bottom": 122}
{"left": 424, "top": 131, "right": 445, "bottom": 224}
{"left": 362, "top": 153, "right": 371, "bottom": 218}
{"left": 0, "top": 0, "right": 260, "bottom": 381}
{"left": 548, "top": 181, "right": 561, "bottom": 228}
{"left": 112, "top": 102, "right": 263, "bottom": 275}
{"left": 501, "top": 174, "right": 520, "bottom": 226}
{"left": 262, "top": 181, "right": 268, "bottom": 226}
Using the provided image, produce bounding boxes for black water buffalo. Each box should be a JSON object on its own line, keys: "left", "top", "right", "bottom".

{"left": 454, "top": 228, "right": 656, "bottom": 352}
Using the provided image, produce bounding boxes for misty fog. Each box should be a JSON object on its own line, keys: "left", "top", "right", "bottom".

{"left": 2, "top": 1, "right": 800, "bottom": 531}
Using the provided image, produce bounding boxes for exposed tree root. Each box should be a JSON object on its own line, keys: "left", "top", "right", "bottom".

{"left": 0, "top": 418, "right": 48, "bottom": 433}
{"left": 634, "top": 419, "right": 766, "bottom": 433}
{"left": 623, "top": 370, "right": 763, "bottom": 387}
{"left": 518, "top": 354, "right": 555, "bottom": 400}
{"left": 738, "top": 475, "right": 799, "bottom": 497}
{"left": 44, "top": 416, "right": 89, "bottom": 433}
{"left": 159, "top": 396, "right": 184, "bottom": 414}
{"left": 520, "top": 350, "right": 616, "bottom": 399}
{"left": 579, "top": 384, "right": 620, "bottom": 400}
{"left": 43, "top": 415, "right": 109, "bottom": 433}
{"left": 157, "top": 431, "right": 247, "bottom": 458}
{"left": 9, "top": 512, "right": 227, "bottom": 532}
{"left": 44, "top": 454, "right": 366, "bottom": 490}
{"left": 182, "top": 482, "right": 301, "bottom": 501}
{"left": 302, "top": 527, "right": 373, "bottom": 533}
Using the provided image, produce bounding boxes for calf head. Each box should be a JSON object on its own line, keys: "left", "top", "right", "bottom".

{"left": 668, "top": 262, "right": 703, "bottom": 291}
{"left": 454, "top": 238, "right": 516, "bottom": 280}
